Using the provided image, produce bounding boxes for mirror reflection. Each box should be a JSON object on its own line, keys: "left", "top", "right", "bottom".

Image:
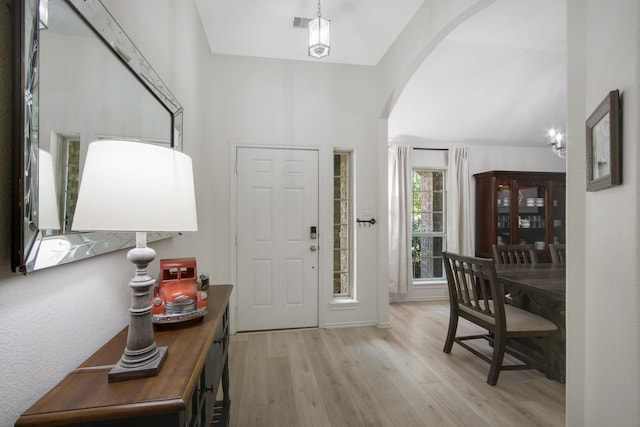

{"left": 14, "top": 0, "right": 182, "bottom": 273}
{"left": 40, "top": 0, "right": 171, "bottom": 234}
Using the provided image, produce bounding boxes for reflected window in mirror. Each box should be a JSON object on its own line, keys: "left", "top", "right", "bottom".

{"left": 50, "top": 133, "right": 80, "bottom": 234}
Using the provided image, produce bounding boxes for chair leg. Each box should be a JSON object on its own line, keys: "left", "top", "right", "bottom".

{"left": 443, "top": 309, "right": 458, "bottom": 353}
{"left": 545, "top": 333, "right": 557, "bottom": 380}
{"left": 487, "top": 332, "right": 506, "bottom": 386}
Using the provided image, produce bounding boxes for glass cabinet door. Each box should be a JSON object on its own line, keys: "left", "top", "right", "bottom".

{"left": 496, "top": 181, "right": 511, "bottom": 246}
{"left": 552, "top": 184, "right": 566, "bottom": 245}
{"left": 516, "top": 183, "right": 547, "bottom": 249}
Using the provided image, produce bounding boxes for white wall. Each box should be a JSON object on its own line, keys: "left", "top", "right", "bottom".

{"left": 467, "top": 145, "right": 566, "bottom": 175}
{"left": 394, "top": 140, "right": 566, "bottom": 175}
{"left": 39, "top": 32, "right": 171, "bottom": 150}
{"left": 0, "top": 1, "right": 212, "bottom": 425}
{"left": 201, "top": 54, "right": 383, "bottom": 328}
{"left": 566, "top": 0, "right": 640, "bottom": 425}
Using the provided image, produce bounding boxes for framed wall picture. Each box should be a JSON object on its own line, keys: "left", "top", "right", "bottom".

{"left": 585, "top": 89, "right": 621, "bottom": 191}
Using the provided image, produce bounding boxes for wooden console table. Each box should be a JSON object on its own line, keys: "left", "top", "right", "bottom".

{"left": 16, "top": 285, "right": 233, "bottom": 427}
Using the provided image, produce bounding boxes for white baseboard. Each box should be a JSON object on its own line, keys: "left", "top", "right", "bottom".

{"left": 323, "top": 320, "right": 378, "bottom": 329}
{"left": 389, "top": 283, "right": 449, "bottom": 303}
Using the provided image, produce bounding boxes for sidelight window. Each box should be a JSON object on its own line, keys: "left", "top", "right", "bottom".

{"left": 333, "top": 152, "right": 353, "bottom": 297}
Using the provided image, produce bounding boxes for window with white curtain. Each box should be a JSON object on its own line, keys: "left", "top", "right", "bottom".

{"left": 411, "top": 140, "right": 449, "bottom": 285}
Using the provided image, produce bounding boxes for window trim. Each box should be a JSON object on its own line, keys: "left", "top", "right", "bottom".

{"left": 411, "top": 167, "right": 447, "bottom": 284}
{"left": 333, "top": 151, "right": 355, "bottom": 300}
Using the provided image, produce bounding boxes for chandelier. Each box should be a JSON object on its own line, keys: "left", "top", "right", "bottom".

{"left": 548, "top": 129, "right": 566, "bottom": 158}
{"left": 308, "top": 0, "right": 330, "bottom": 58}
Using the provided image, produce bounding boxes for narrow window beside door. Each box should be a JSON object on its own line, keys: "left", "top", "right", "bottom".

{"left": 333, "top": 152, "right": 353, "bottom": 298}
{"left": 412, "top": 169, "right": 446, "bottom": 282}
{"left": 52, "top": 134, "right": 81, "bottom": 233}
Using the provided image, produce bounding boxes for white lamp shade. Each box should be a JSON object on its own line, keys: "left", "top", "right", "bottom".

{"left": 72, "top": 140, "right": 198, "bottom": 232}
{"left": 38, "top": 149, "right": 61, "bottom": 230}
{"left": 308, "top": 16, "right": 330, "bottom": 58}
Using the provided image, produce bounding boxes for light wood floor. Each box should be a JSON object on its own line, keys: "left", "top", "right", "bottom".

{"left": 227, "top": 300, "right": 565, "bottom": 427}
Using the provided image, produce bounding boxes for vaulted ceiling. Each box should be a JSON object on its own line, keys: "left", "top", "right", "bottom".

{"left": 194, "top": 0, "right": 567, "bottom": 147}
{"left": 194, "top": 0, "right": 425, "bottom": 65}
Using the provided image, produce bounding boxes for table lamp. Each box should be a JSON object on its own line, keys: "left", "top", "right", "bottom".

{"left": 72, "top": 140, "right": 198, "bottom": 382}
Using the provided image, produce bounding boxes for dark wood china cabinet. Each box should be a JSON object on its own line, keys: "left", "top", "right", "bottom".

{"left": 474, "top": 171, "right": 566, "bottom": 261}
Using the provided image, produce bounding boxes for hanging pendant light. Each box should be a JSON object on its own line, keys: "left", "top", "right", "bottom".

{"left": 309, "top": 0, "right": 330, "bottom": 58}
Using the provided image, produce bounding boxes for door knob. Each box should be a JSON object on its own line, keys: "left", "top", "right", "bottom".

{"left": 310, "top": 245, "right": 317, "bottom": 252}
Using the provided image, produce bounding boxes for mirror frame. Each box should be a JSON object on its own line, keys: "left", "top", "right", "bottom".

{"left": 12, "top": 0, "right": 184, "bottom": 273}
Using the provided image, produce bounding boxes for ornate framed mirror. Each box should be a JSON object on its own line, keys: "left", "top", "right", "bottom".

{"left": 12, "top": 0, "right": 184, "bottom": 273}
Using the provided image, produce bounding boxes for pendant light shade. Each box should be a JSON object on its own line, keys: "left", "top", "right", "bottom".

{"left": 308, "top": 1, "right": 330, "bottom": 58}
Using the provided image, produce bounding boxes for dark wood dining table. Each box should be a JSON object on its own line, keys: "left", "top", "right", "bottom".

{"left": 495, "top": 263, "right": 566, "bottom": 382}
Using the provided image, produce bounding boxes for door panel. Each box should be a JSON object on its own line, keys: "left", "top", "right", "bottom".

{"left": 236, "top": 147, "right": 319, "bottom": 331}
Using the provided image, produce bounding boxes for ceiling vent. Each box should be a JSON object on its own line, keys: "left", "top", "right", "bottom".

{"left": 293, "top": 17, "right": 312, "bottom": 29}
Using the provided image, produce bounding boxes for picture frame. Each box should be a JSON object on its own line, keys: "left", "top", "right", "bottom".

{"left": 585, "top": 89, "right": 621, "bottom": 192}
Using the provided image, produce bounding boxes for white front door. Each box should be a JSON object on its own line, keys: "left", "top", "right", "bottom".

{"left": 236, "top": 147, "right": 319, "bottom": 331}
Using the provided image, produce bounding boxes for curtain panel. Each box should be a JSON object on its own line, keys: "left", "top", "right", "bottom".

{"left": 446, "top": 147, "right": 473, "bottom": 255}
{"left": 388, "top": 145, "right": 412, "bottom": 294}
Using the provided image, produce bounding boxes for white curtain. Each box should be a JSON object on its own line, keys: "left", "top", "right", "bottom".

{"left": 388, "top": 145, "right": 412, "bottom": 294}
{"left": 447, "top": 147, "right": 473, "bottom": 255}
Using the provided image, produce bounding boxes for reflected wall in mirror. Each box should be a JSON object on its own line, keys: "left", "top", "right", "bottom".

{"left": 12, "top": 0, "right": 184, "bottom": 273}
